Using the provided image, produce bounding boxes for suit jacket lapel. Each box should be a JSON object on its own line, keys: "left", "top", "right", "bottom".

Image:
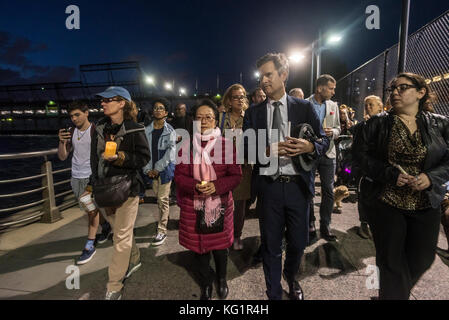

{"left": 287, "top": 95, "right": 293, "bottom": 123}
{"left": 257, "top": 99, "right": 269, "bottom": 146}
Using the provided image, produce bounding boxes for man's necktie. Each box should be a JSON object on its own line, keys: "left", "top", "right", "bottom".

{"left": 272, "top": 101, "right": 282, "bottom": 142}
{"left": 271, "top": 101, "right": 282, "bottom": 179}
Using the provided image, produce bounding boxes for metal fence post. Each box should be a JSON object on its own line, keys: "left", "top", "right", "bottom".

{"left": 398, "top": 0, "right": 411, "bottom": 73}
{"left": 41, "top": 159, "right": 61, "bottom": 223}
{"left": 382, "top": 50, "right": 389, "bottom": 104}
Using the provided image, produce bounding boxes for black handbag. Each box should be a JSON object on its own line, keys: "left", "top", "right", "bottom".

{"left": 195, "top": 203, "right": 226, "bottom": 234}
{"left": 92, "top": 175, "right": 132, "bottom": 208}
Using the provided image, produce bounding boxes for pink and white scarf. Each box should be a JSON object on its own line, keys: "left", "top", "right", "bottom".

{"left": 193, "top": 128, "right": 223, "bottom": 227}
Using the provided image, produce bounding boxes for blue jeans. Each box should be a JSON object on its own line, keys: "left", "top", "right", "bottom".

{"left": 310, "top": 156, "right": 336, "bottom": 228}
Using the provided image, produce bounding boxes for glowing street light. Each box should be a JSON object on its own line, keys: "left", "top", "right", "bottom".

{"left": 327, "top": 35, "right": 342, "bottom": 44}
{"left": 289, "top": 53, "right": 305, "bottom": 64}
{"left": 179, "top": 87, "right": 186, "bottom": 95}
{"left": 254, "top": 71, "right": 260, "bottom": 78}
{"left": 145, "top": 76, "right": 155, "bottom": 85}
{"left": 164, "top": 82, "right": 173, "bottom": 91}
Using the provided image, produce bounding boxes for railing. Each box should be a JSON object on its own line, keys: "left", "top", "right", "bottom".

{"left": 0, "top": 149, "right": 76, "bottom": 228}
{"left": 336, "top": 10, "right": 449, "bottom": 120}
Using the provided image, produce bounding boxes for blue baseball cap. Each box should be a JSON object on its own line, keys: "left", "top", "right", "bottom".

{"left": 96, "top": 86, "right": 132, "bottom": 102}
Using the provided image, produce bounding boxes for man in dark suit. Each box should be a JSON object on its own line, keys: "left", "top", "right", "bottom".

{"left": 243, "top": 53, "right": 329, "bottom": 300}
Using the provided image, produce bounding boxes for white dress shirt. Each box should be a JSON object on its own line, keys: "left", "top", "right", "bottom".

{"left": 265, "top": 93, "right": 299, "bottom": 176}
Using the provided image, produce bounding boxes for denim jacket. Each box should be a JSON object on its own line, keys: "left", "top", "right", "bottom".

{"left": 143, "top": 121, "right": 177, "bottom": 185}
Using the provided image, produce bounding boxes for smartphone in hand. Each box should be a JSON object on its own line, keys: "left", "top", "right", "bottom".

{"left": 59, "top": 126, "right": 72, "bottom": 141}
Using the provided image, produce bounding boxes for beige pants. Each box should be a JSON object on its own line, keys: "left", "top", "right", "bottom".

{"left": 105, "top": 196, "right": 140, "bottom": 292}
{"left": 152, "top": 178, "right": 172, "bottom": 234}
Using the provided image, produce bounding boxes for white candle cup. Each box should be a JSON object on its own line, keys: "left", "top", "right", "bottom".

{"left": 79, "top": 193, "right": 97, "bottom": 212}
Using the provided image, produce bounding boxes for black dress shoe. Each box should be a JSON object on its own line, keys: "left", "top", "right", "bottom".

{"left": 283, "top": 273, "right": 304, "bottom": 300}
{"left": 251, "top": 246, "right": 263, "bottom": 268}
{"left": 320, "top": 225, "right": 337, "bottom": 241}
{"left": 200, "top": 285, "right": 212, "bottom": 300}
{"left": 217, "top": 278, "right": 229, "bottom": 299}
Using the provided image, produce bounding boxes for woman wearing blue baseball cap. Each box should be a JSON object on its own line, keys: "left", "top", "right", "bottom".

{"left": 83, "top": 86, "right": 150, "bottom": 300}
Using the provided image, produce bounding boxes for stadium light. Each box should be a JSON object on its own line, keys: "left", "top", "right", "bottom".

{"left": 145, "top": 76, "right": 155, "bottom": 85}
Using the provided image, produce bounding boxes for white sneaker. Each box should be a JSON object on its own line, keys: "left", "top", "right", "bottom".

{"left": 125, "top": 261, "right": 142, "bottom": 279}
{"left": 105, "top": 290, "right": 122, "bottom": 300}
{"left": 152, "top": 233, "right": 167, "bottom": 246}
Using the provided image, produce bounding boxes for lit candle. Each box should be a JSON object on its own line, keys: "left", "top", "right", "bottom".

{"left": 287, "top": 121, "right": 291, "bottom": 137}
{"left": 104, "top": 141, "right": 117, "bottom": 157}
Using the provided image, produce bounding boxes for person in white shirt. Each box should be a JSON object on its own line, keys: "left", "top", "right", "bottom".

{"left": 58, "top": 102, "right": 111, "bottom": 265}
{"left": 306, "top": 75, "right": 341, "bottom": 242}
{"left": 243, "top": 53, "right": 329, "bottom": 300}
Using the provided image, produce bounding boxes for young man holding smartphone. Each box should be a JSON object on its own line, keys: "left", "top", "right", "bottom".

{"left": 58, "top": 101, "right": 111, "bottom": 264}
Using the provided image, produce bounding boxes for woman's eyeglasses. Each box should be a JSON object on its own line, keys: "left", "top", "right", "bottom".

{"left": 386, "top": 84, "right": 417, "bottom": 95}
{"left": 231, "top": 95, "right": 246, "bottom": 101}
{"left": 100, "top": 98, "right": 123, "bottom": 103}
{"left": 195, "top": 115, "right": 215, "bottom": 122}
{"left": 153, "top": 106, "right": 166, "bottom": 111}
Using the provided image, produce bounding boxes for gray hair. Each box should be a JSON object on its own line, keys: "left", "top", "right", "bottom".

{"left": 289, "top": 88, "right": 304, "bottom": 98}
{"left": 256, "top": 53, "right": 289, "bottom": 80}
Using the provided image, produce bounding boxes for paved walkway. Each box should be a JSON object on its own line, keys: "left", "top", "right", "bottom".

{"left": 1, "top": 187, "right": 449, "bottom": 300}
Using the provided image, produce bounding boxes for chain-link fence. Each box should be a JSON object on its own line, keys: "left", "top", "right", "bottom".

{"left": 336, "top": 11, "right": 449, "bottom": 120}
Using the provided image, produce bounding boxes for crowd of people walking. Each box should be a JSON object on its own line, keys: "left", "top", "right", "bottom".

{"left": 58, "top": 52, "right": 449, "bottom": 301}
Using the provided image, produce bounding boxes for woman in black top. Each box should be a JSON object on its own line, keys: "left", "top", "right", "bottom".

{"left": 353, "top": 72, "right": 449, "bottom": 300}
{"left": 84, "top": 86, "right": 150, "bottom": 300}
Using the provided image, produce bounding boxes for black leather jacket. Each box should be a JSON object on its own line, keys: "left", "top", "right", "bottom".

{"left": 352, "top": 110, "right": 449, "bottom": 209}
{"left": 90, "top": 118, "right": 151, "bottom": 197}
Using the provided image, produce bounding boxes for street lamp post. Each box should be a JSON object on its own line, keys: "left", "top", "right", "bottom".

{"left": 316, "top": 30, "right": 323, "bottom": 80}
{"left": 310, "top": 40, "right": 316, "bottom": 96}
{"left": 398, "top": 0, "right": 411, "bottom": 73}
{"left": 309, "top": 31, "right": 342, "bottom": 95}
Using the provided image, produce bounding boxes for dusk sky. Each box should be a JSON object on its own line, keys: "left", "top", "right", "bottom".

{"left": 0, "top": 0, "right": 448, "bottom": 94}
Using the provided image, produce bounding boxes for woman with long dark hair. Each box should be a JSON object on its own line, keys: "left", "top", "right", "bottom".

{"left": 353, "top": 73, "right": 449, "bottom": 299}
{"left": 83, "top": 86, "right": 150, "bottom": 300}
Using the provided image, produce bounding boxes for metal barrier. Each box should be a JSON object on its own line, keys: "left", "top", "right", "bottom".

{"left": 336, "top": 10, "right": 449, "bottom": 120}
{"left": 0, "top": 149, "right": 75, "bottom": 228}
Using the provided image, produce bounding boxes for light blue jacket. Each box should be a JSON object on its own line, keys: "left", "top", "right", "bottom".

{"left": 143, "top": 121, "right": 177, "bottom": 185}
